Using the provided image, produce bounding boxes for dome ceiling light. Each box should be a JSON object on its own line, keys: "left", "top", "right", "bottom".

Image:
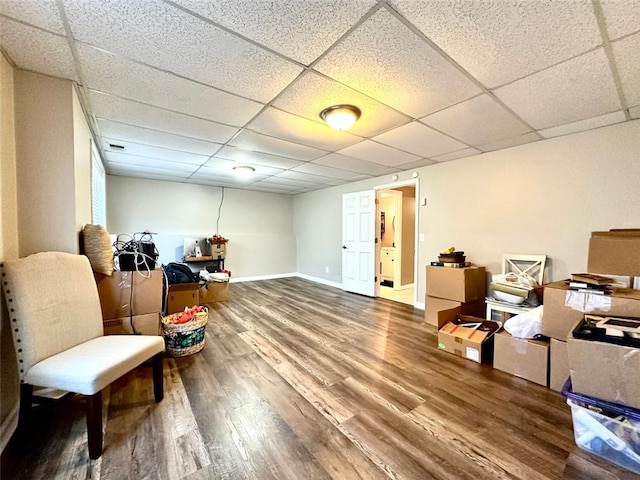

{"left": 233, "top": 165, "right": 256, "bottom": 177}
{"left": 319, "top": 104, "right": 361, "bottom": 131}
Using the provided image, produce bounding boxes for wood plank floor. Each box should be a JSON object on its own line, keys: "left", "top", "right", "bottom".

{"left": 2, "top": 277, "right": 636, "bottom": 479}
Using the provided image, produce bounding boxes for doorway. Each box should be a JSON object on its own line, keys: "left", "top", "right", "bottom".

{"left": 376, "top": 183, "right": 417, "bottom": 306}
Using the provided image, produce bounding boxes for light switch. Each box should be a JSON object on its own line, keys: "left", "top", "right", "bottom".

{"left": 419, "top": 233, "right": 425, "bottom": 242}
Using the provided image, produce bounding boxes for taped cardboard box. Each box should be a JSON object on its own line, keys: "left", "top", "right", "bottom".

{"left": 493, "top": 331, "right": 550, "bottom": 387}
{"left": 95, "top": 269, "right": 163, "bottom": 320}
{"left": 424, "top": 296, "right": 485, "bottom": 329}
{"left": 199, "top": 280, "right": 229, "bottom": 303}
{"left": 541, "top": 281, "right": 640, "bottom": 340}
{"left": 426, "top": 266, "right": 486, "bottom": 302}
{"left": 588, "top": 230, "right": 640, "bottom": 277}
{"left": 437, "top": 315, "right": 500, "bottom": 364}
{"left": 167, "top": 283, "right": 199, "bottom": 314}
{"left": 549, "top": 339, "right": 570, "bottom": 392}
{"left": 568, "top": 327, "right": 640, "bottom": 410}
{"left": 103, "top": 312, "right": 161, "bottom": 336}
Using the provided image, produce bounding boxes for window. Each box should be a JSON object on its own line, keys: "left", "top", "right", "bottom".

{"left": 91, "top": 140, "right": 107, "bottom": 226}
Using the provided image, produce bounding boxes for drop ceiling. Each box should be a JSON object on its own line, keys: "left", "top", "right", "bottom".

{"left": 1, "top": 0, "right": 638, "bottom": 195}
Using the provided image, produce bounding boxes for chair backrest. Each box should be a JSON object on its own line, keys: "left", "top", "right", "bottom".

{"left": 1, "top": 252, "right": 103, "bottom": 381}
{"left": 501, "top": 254, "right": 547, "bottom": 285}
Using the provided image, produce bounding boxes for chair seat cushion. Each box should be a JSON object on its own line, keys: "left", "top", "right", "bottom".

{"left": 24, "top": 335, "right": 165, "bottom": 395}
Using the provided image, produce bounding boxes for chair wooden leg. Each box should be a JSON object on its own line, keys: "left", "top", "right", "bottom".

{"left": 86, "top": 391, "right": 103, "bottom": 460}
{"left": 152, "top": 353, "right": 164, "bottom": 402}
{"left": 17, "top": 384, "right": 33, "bottom": 436}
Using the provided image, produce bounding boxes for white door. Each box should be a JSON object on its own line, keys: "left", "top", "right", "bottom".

{"left": 342, "top": 190, "right": 375, "bottom": 296}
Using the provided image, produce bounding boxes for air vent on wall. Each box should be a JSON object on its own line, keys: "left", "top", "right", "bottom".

{"left": 108, "top": 143, "right": 125, "bottom": 151}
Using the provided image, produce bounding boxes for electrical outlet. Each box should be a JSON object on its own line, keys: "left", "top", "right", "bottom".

{"left": 325, "top": 266, "right": 330, "bottom": 273}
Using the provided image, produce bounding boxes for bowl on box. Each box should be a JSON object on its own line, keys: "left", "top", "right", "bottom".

{"left": 493, "top": 290, "right": 526, "bottom": 304}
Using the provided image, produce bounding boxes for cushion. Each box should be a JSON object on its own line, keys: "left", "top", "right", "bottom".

{"left": 82, "top": 224, "right": 114, "bottom": 275}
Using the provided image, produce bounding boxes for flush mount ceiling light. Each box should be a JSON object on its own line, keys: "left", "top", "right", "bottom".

{"left": 233, "top": 165, "right": 255, "bottom": 177}
{"left": 319, "top": 104, "right": 361, "bottom": 131}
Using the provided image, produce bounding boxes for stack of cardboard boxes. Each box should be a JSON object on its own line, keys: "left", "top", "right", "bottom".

{"left": 424, "top": 265, "right": 486, "bottom": 328}
{"left": 552, "top": 230, "right": 640, "bottom": 474}
{"left": 94, "top": 270, "right": 163, "bottom": 335}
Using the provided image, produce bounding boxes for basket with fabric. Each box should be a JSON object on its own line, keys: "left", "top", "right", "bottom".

{"left": 161, "top": 307, "right": 208, "bottom": 357}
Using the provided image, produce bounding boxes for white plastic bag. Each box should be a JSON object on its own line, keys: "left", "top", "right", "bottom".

{"left": 503, "top": 305, "right": 544, "bottom": 338}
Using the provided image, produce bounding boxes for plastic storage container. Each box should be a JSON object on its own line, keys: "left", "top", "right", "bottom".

{"left": 562, "top": 379, "right": 640, "bottom": 474}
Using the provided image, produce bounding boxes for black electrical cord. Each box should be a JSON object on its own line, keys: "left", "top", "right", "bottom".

{"left": 215, "top": 187, "right": 225, "bottom": 235}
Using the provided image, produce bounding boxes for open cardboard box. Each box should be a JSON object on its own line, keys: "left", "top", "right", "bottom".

{"left": 437, "top": 315, "right": 500, "bottom": 364}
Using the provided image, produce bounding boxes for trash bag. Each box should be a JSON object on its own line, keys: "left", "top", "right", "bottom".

{"left": 504, "top": 305, "right": 544, "bottom": 338}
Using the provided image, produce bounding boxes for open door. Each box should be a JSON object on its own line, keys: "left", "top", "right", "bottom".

{"left": 342, "top": 190, "right": 376, "bottom": 297}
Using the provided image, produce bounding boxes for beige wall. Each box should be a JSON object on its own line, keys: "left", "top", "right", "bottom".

{"left": 0, "top": 53, "right": 20, "bottom": 452}
{"left": 106, "top": 176, "right": 296, "bottom": 279}
{"left": 73, "top": 87, "right": 93, "bottom": 232}
{"left": 14, "top": 71, "right": 77, "bottom": 255}
{"left": 294, "top": 120, "right": 640, "bottom": 303}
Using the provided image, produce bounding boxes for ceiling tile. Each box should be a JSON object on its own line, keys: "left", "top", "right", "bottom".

{"left": 247, "top": 107, "right": 362, "bottom": 151}
{"left": 391, "top": 0, "right": 601, "bottom": 88}
{"left": 230, "top": 130, "right": 326, "bottom": 161}
{"left": 337, "top": 140, "right": 420, "bottom": 167}
{"left": 171, "top": 0, "right": 377, "bottom": 65}
{"left": 89, "top": 91, "right": 239, "bottom": 144}
{"left": 612, "top": 33, "right": 640, "bottom": 108}
{"left": 601, "top": 0, "right": 640, "bottom": 40}
{"left": 215, "top": 146, "right": 304, "bottom": 169}
{"left": 291, "top": 163, "right": 363, "bottom": 180}
{"left": 273, "top": 71, "right": 410, "bottom": 137}
{"left": 312, "top": 153, "right": 400, "bottom": 175}
{"left": 373, "top": 121, "right": 467, "bottom": 157}
{"left": 630, "top": 106, "right": 640, "bottom": 119}
{"left": 105, "top": 151, "right": 203, "bottom": 172}
{"left": 63, "top": 0, "right": 302, "bottom": 102}
{"left": 315, "top": 8, "right": 481, "bottom": 117}
{"left": 539, "top": 111, "right": 627, "bottom": 138}
{"left": 0, "top": 18, "right": 78, "bottom": 81}
{"left": 109, "top": 170, "right": 189, "bottom": 183}
{"left": 78, "top": 44, "right": 263, "bottom": 126}
{"left": 0, "top": 0, "right": 65, "bottom": 34}
{"left": 103, "top": 138, "right": 210, "bottom": 165}
{"left": 273, "top": 170, "right": 334, "bottom": 184}
{"left": 421, "top": 94, "right": 532, "bottom": 146}
{"left": 98, "top": 120, "right": 223, "bottom": 156}
{"left": 395, "top": 158, "right": 438, "bottom": 169}
{"left": 431, "top": 148, "right": 481, "bottom": 163}
{"left": 257, "top": 177, "right": 319, "bottom": 188}
{"left": 476, "top": 132, "right": 540, "bottom": 152}
{"left": 493, "top": 49, "right": 621, "bottom": 129}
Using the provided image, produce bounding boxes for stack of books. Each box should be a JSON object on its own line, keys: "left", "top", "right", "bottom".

{"left": 431, "top": 250, "right": 469, "bottom": 268}
{"left": 568, "top": 273, "right": 615, "bottom": 295}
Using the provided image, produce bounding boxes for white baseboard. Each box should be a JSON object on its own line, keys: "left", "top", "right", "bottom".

{"left": 229, "top": 272, "right": 296, "bottom": 283}
{"left": 0, "top": 403, "right": 19, "bottom": 454}
{"left": 294, "top": 273, "right": 342, "bottom": 289}
{"left": 415, "top": 301, "right": 425, "bottom": 310}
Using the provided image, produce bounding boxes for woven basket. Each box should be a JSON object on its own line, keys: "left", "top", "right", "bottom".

{"left": 161, "top": 309, "right": 208, "bottom": 357}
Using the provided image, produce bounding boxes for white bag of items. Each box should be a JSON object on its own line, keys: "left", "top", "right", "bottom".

{"left": 504, "top": 305, "right": 544, "bottom": 338}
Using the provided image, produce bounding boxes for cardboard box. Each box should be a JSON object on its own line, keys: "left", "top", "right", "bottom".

{"left": 588, "top": 230, "right": 640, "bottom": 277}
{"left": 549, "top": 339, "right": 570, "bottom": 392}
{"left": 426, "top": 266, "right": 486, "bottom": 302}
{"left": 437, "top": 315, "right": 500, "bottom": 363}
{"left": 493, "top": 331, "right": 550, "bottom": 387}
{"left": 167, "top": 283, "right": 199, "bottom": 314}
{"left": 103, "top": 312, "right": 161, "bottom": 336}
{"left": 211, "top": 243, "right": 226, "bottom": 259}
{"left": 568, "top": 331, "right": 640, "bottom": 410}
{"left": 424, "top": 296, "right": 485, "bottom": 329}
{"left": 541, "top": 281, "right": 640, "bottom": 340}
{"left": 199, "top": 281, "right": 229, "bottom": 303}
{"left": 95, "top": 270, "right": 163, "bottom": 320}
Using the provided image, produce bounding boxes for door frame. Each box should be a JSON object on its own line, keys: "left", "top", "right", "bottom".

{"left": 374, "top": 178, "right": 420, "bottom": 306}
